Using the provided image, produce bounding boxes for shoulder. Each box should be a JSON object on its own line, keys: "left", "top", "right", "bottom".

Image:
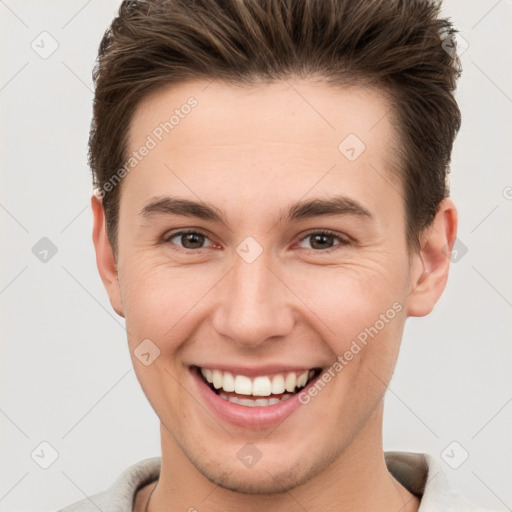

{"left": 385, "top": 451, "right": 500, "bottom": 512}
{"left": 56, "top": 457, "right": 161, "bottom": 512}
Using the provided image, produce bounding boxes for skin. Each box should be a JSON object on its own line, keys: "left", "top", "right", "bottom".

{"left": 92, "top": 79, "right": 457, "bottom": 512}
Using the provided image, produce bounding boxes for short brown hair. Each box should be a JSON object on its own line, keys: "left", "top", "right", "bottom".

{"left": 90, "top": 0, "right": 461, "bottom": 254}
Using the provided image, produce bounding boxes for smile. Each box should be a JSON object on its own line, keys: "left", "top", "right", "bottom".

{"left": 197, "top": 366, "right": 322, "bottom": 407}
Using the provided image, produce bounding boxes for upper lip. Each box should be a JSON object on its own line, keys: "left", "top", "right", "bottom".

{"left": 191, "top": 364, "right": 322, "bottom": 377}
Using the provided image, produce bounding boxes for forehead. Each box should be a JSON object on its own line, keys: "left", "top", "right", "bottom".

{"left": 122, "top": 79, "right": 401, "bottom": 222}
{"left": 128, "top": 78, "right": 394, "bottom": 154}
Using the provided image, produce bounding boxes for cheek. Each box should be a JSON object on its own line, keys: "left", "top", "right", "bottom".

{"left": 118, "top": 257, "right": 219, "bottom": 347}
{"left": 282, "top": 262, "right": 407, "bottom": 352}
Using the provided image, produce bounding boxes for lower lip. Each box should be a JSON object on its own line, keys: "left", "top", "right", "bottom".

{"left": 191, "top": 367, "right": 319, "bottom": 430}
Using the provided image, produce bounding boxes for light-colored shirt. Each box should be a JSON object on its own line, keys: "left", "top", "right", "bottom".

{"left": 57, "top": 451, "right": 496, "bottom": 511}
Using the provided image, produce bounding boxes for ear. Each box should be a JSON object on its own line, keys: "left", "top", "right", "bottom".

{"left": 406, "top": 197, "right": 458, "bottom": 317}
{"left": 91, "top": 194, "right": 125, "bottom": 317}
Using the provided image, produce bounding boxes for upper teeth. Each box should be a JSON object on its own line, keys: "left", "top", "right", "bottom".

{"left": 200, "top": 368, "right": 314, "bottom": 396}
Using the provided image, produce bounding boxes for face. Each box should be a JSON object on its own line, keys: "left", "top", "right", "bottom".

{"left": 93, "top": 79, "right": 453, "bottom": 494}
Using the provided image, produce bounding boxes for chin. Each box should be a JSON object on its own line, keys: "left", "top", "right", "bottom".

{"left": 200, "top": 463, "right": 310, "bottom": 495}
{"left": 187, "top": 446, "right": 335, "bottom": 496}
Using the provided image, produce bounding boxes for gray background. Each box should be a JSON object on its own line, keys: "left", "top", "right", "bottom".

{"left": 1, "top": 1, "right": 511, "bottom": 511}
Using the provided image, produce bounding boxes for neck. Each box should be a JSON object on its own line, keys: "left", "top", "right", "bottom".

{"left": 146, "top": 401, "right": 420, "bottom": 512}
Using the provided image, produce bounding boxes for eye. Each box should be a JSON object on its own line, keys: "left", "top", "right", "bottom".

{"left": 164, "top": 230, "right": 216, "bottom": 250}
{"left": 297, "top": 230, "right": 350, "bottom": 252}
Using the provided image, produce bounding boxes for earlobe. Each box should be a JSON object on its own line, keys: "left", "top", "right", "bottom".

{"left": 91, "top": 194, "right": 125, "bottom": 318}
{"left": 406, "top": 198, "right": 458, "bottom": 317}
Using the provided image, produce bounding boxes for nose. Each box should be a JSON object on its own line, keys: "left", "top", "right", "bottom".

{"left": 211, "top": 251, "right": 296, "bottom": 348}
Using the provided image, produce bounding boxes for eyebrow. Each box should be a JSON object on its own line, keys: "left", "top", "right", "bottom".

{"left": 281, "top": 196, "right": 372, "bottom": 223}
{"left": 140, "top": 197, "right": 227, "bottom": 224}
{"left": 139, "top": 195, "right": 373, "bottom": 225}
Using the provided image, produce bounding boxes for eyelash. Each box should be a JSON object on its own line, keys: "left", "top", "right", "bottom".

{"left": 298, "top": 229, "right": 351, "bottom": 252}
{"left": 163, "top": 229, "right": 351, "bottom": 253}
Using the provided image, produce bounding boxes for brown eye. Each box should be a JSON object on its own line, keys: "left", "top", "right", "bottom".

{"left": 165, "top": 231, "right": 214, "bottom": 250}
{"left": 298, "top": 231, "right": 349, "bottom": 251}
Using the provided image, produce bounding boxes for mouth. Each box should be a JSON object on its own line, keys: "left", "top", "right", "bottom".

{"left": 192, "top": 365, "right": 323, "bottom": 407}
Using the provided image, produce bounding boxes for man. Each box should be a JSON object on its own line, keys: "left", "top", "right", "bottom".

{"left": 59, "top": 0, "right": 495, "bottom": 510}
